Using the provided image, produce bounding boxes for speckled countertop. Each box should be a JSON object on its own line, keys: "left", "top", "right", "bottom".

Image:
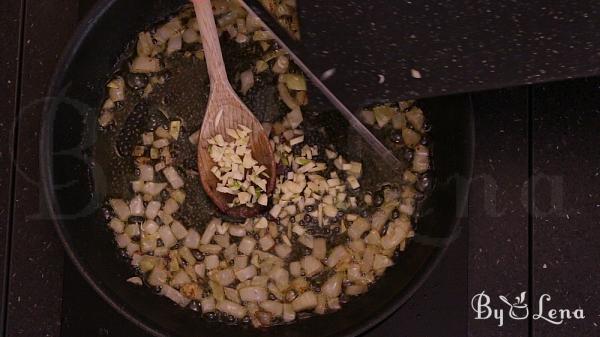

{"left": 1, "top": 1, "right": 600, "bottom": 336}
{"left": 248, "top": 0, "right": 600, "bottom": 110}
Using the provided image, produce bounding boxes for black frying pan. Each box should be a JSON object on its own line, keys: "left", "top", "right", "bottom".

{"left": 40, "top": 0, "right": 474, "bottom": 336}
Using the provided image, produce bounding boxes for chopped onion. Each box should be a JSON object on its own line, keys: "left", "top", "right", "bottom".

{"left": 169, "top": 120, "right": 182, "bottom": 140}
{"left": 345, "top": 284, "right": 367, "bottom": 296}
{"left": 155, "top": 18, "right": 182, "bottom": 43}
{"left": 239, "top": 286, "right": 268, "bottom": 302}
{"left": 259, "top": 235, "right": 275, "bottom": 251}
{"left": 140, "top": 233, "right": 157, "bottom": 253}
{"left": 373, "top": 105, "right": 395, "bottom": 128}
{"left": 327, "top": 297, "right": 341, "bottom": 311}
{"left": 110, "top": 199, "right": 130, "bottom": 221}
{"left": 272, "top": 55, "right": 289, "bottom": 74}
{"left": 163, "top": 198, "right": 179, "bottom": 215}
{"left": 216, "top": 300, "right": 247, "bottom": 319}
{"left": 199, "top": 244, "right": 222, "bottom": 254}
{"left": 127, "top": 276, "right": 143, "bottom": 286}
{"left": 402, "top": 128, "right": 421, "bottom": 147}
{"left": 381, "top": 221, "right": 409, "bottom": 250}
{"left": 322, "top": 273, "right": 343, "bottom": 298}
{"left": 235, "top": 265, "right": 257, "bottom": 282}
{"left": 371, "top": 205, "right": 393, "bottom": 232}
{"left": 269, "top": 267, "right": 289, "bottom": 290}
{"left": 252, "top": 30, "right": 272, "bottom": 41}
{"left": 233, "top": 255, "right": 248, "bottom": 270}
{"left": 223, "top": 243, "right": 237, "bottom": 261}
{"left": 158, "top": 210, "right": 173, "bottom": 225}
{"left": 170, "top": 221, "right": 188, "bottom": 240}
{"left": 108, "top": 218, "right": 124, "bottom": 233}
{"left": 214, "top": 268, "right": 235, "bottom": 286}
{"left": 200, "top": 218, "right": 219, "bottom": 244}
{"left": 181, "top": 282, "right": 202, "bottom": 300}
{"left": 291, "top": 291, "right": 317, "bottom": 312}
{"left": 130, "top": 56, "right": 161, "bottom": 73}
{"left": 240, "top": 69, "right": 254, "bottom": 94}
{"left": 179, "top": 247, "right": 196, "bottom": 266}
{"left": 413, "top": 145, "right": 429, "bottom": 173}
{"left": 285, "top": 108, "right": 303, "bottom": 129}
{"left": 170, "top": 270, "right": 192, "bottom": 288}
{"left": 246, "top": 13, "right": 261, "bottom": 32}
{"left": 161, "top": 284, "right": 191, "bottom": 307}
{"left": 141, "top": 220, "right": 159, "bottom": 234}
{"left": 301, "top": 256, "right": 323, "bottom": 277}
{"left": 145, "top": 201, "right": 161, "bottom": 219}
{"left": 163, "top": 166, "right": 185, "bottom": 189}
{"left": 348, "top": 217, "right": 370, "bottom": 240}
{"left": 312, "top": 238, "right": 326, "bottom": 259}
{"left": 142, "top": 182, "right": 167, "bottom": 196}
{"left": 289, "top": 261, "right": 302, "bottom": 277}
{"left": 129, "top": 195, "right": 144, "bottom": 216}
{"left": 373, "top": 254, "right": 394, "bottom": 270}
{"left": 97, "top": 111, "right": 114, "bottom": 127}
{"left": 255, "top": 59, "right": 268, "bottom": 73}
{"left": 138, "top": 164, "right": 154, "bottom": 181}
{"left": 194, "top": 263, "right": 206, "bottom": 278}
{"left": 283, "top": 303, "right": 296, "bottom": 322}
{"left": 136, "top": 32, "right": 154, "bottom": 56}
{"left": 326, "top": 245, "right": 350, "bottom": 268}
{"left": 269, "top": 204, "right": 282, "bottom": 218}
{"left": 166, "top": 34, "right": 182, "bottom": 54}
{"left": 153, "top": 138, "right": 169, "bottom": 148}
{"left": 107, "top": 77, "right": 125, "bottom": 102}
{"left": 205, "top": 255, "right": 220, "bottom": 270}
{"left": 224, "top": 287, "right": 241, "bottom": 303}
{"left": 115, "top": 233, "right": 131, "bottom": 248}
{"left": 154, "top": 246, "right": 168, "bottom": 257}
{"left": 171, "top": 189, "right": 186, "bottom": 204}
{"left": 228, "top": 225, "right": 246, "bottom": 237}
{"left": 182, "top": 28, "right": 199, "bottom": 44}
{"left": 201, "top": 296, "right": 216, "bottom": 313}
{"left": 322, "top": 204, "right": 337, "bottom": 218}
{"left": 148, "top": 266, "right": 168, "bottom": 286}
{"left": 274, "top": 244, "right": 291, "bottom": 259}
{"left": 225, "top": 25, "right": 238, "bottom": 39}
{"left": 260, "top": 301, "right": 283, "bottom": 317}
{"left": 238, "top": 237, "right": 256, "bottom": 255}
{"left": 188, "top": 130, "right": 199, "bottom": 145}
{"left": 213, "top": 234, "right": 229, "bottom": 248}
{"left": 277, "top": 82, "right": 299, "bottom": 110}
{"left": 281, "top": 73, "right": 306, "bottom": 91}
{"left": 360, "top": 109, "right": 375, "bottom": 125}
{"left": 158, "top": 225, "right": 177, "bottom": 248}
{"left": 314, "top": 293, "right": 327, "bottom": 314}
{"left": 184, "top": 229, "right": 200, "bottom": 248}
{"left": 392, "top": 112, "right": 406, "bottom": 129}
{"left": 406, "top": 106, "right": 425, "bottom": 130}
{"left": 126, "top": 243, "right": 140, "bottom": 256}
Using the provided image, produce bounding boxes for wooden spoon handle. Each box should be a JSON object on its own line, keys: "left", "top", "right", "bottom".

{"left": 192, "top": 0, "right": 229, "bottom": 86}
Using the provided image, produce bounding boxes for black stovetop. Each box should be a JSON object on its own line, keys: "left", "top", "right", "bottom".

{"left": 2, "top": 1, "right": 599, "bottom": 336}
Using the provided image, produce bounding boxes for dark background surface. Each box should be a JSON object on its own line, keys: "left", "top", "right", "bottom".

{"left": 1, "top": 0, "right": 599, "bottom": 336}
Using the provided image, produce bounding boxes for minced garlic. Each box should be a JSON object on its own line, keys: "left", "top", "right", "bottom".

{"left": 208, "top": 125, "right": 269, "bottom": 207}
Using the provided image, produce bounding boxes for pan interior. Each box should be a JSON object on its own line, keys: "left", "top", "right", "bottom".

{"left": 43, "top": 0, "right": 473, "bottom": 336}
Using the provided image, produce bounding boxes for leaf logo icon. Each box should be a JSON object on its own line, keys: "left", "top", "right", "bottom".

{"left": 500, "top": 293, "right": 529, "bottom": 320}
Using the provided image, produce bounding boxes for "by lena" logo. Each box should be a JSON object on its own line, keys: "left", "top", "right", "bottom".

{"left": 471, "top": 291, "right": 585, "bottom": 327}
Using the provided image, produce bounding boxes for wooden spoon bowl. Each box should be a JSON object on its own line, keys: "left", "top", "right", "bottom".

{"left": 192, "top": 0, "right": 276, "bottom": 218}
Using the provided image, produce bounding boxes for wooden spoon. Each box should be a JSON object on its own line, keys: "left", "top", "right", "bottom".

{"left": 192, "top": 0, "right": 276, "bottom": 218}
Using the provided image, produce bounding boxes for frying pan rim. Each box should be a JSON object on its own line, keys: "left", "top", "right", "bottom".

{"left": 40, "top": 0, "right": 169, "bottom": 335}
{"left": 39, "top": 0, "right": 476, "bottom": 336}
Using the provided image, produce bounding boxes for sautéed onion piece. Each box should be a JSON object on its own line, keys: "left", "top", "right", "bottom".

{"left": 98, "top": 0, "right": 429, "bottom": 329}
